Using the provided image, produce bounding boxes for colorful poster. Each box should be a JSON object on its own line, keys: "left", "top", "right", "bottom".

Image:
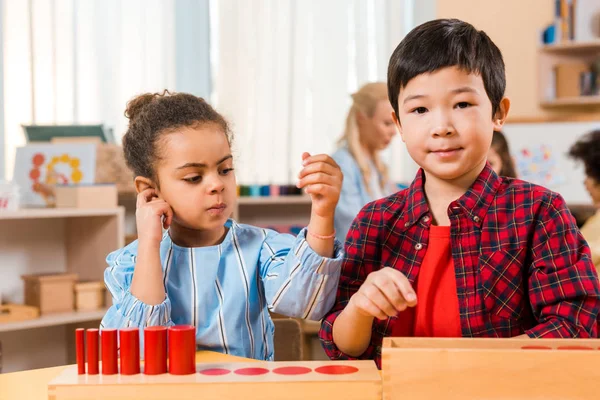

{"left": 13, "top": 143, "right": 97, "bottom": 207}
{"left": 515, "top": 144, "right": 566, "bottom": 188}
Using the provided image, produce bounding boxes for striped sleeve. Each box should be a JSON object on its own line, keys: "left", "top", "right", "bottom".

{"left": 258, "top": 228, "right": 344, "bottom": 321}
{"left": 100, "top": 244, "right": 174, "bottom": 331}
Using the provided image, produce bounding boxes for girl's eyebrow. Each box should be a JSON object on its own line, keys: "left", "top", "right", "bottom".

{"left": 176, "top": 155, "right": 233, "bottom": 170}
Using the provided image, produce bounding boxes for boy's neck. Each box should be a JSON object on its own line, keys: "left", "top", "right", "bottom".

{"left": 423, "top": 160, "right": 486, "bottom": 226}
{"left": 168, "top": 223, "right": 228, "bottom": 248}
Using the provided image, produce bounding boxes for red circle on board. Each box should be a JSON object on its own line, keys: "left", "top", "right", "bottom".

{"left": 32, "top": 154, "right": 45, "bottom": 166}
{"left": 315, "top": 365, "right": 359, "bottom": 375}
{"left": 234, "top": 367, "right": 270, "bottom": 376}
{"left": 521, "top": 346, "right": 552, "bottom": 350}
{"left": 273, "top": 366, "right": 312, "bottom": 375}
{"left": 556, "top": 346, "right": 594, "bottom": 350}
{"left": 200, "top": 368, "right": 231, "bottom": 376}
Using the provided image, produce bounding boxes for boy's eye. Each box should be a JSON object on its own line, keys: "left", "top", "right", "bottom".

{"left": 184, "top": 175, "right": 202, "bottom": 183}
{"left": 456, "top": 102, "right": 471, "bottom": 109}
{"left": 411, "top": 107, "right": 428, "bottom": 114}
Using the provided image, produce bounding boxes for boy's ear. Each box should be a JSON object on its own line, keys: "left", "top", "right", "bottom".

{"left": 492, "top": 97, "right": 511, "bottom": 131}
{"left": 392, "top": 111, "right": 405, "bottom": 142}
{"left": 134, "top": 176, "right": 157, "bottom": 195}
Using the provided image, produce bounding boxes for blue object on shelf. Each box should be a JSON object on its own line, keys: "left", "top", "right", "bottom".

{"left": 249, "top": 185, "right": 261, "bottom": 197}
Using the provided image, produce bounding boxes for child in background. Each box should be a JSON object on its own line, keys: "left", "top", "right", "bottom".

{"left": 320, "top": 19, "right": 600, "bottom": 368}
{"left": 569, "top": 130, "right": 600, "bottom": 273}
{"left": 488, "top": 130, "right": 517, "bottom": 178}
{"left": 101, "top": 91, "right": 344, "bottom": 360}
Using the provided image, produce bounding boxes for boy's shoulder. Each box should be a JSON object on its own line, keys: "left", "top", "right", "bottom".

{"left": 493, "top": 177, "right": 565, "bottom": 210}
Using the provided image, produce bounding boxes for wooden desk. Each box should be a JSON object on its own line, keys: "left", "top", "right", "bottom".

{"left": 0, "top": 351, "right": 253, "bottom": 400}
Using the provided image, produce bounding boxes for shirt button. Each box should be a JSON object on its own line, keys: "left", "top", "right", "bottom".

{"left": 404, "top": 221, "right": 410, "bottom": 227}
{"left": 423, "top": 216, "right": 430, "bottom": 223}
{"left": 415, "top": 243, "right": 423, "bottom": 250}
{"left": 473, "top": 216, "right": 481, "bottom": 222}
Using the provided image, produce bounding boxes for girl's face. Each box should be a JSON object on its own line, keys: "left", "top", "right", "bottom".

{"left": 154, "top": 124, "right": 237, "bottom": 231}
{"left": 584, "top": 175, "right": 600, "bottom": 206}
{"left": 487, "top": 146, "right": 503, "bottom": 176}
{"left": 358, "top": 100, "right": 397, "bottom": 154}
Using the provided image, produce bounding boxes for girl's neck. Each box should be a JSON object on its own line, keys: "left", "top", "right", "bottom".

{"left": 168, "top": 222, "right": 228, "bottom": 248}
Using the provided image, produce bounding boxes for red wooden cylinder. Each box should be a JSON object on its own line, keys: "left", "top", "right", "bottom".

{"left": 119, "top": 328, "right": 140, "bottom": 375}
{"left": 75, "top": 328, "right": 85, "bottom": 375}
{"left": 86, "top": 329, "right": 99, "bottom": 375}
{"left": 168, "top": 325, "right": 196, "bottom": 375}
{"left": 144, "top": 326, "right": 167, "bottom": 375}
{"left": 101, "top": 329, "right": 118, "bottom": 375}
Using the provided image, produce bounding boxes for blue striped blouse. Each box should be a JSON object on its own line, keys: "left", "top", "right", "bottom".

{"left": 100, "top": 219, "right": 343, "bottom": 360}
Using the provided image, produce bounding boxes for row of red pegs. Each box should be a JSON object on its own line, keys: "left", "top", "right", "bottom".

{"left": 76, "top": 325, "right": 196, "bottom": 376}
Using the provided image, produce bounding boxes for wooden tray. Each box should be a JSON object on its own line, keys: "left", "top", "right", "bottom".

{"left": 0, "top": 304, "right": 40, "bottom": 323}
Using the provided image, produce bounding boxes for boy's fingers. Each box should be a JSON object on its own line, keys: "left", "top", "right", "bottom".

{"left": 355, "top": 293, "right": 389, "bottom": 320}
{"left": 374, "top": 278, "right": 409, "bottom": 312}
{"left": 383, "top": 267, "right": 417, "bottom": 306}
{"left": 362, "top": 286, "right": 398, "bottom": 317}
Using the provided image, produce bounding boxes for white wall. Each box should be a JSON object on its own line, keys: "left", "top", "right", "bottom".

{"left": 503, "top": 121, "right": 600, "bottom": 204}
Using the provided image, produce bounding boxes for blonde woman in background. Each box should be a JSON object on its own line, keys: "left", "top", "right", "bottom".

{"left": 332, "top": 82, "right": 397, "bottom": 243}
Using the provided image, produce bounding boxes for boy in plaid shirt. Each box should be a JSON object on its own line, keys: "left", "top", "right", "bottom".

{"left": 319, "top": 19, "right": 600, "bottom": 368}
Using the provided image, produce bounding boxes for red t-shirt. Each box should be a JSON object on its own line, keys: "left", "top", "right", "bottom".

{"left": 392, "top": 225, "right": 462, "bottom": 337}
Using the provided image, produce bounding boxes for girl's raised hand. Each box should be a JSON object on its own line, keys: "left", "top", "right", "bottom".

{"left": 297, "top": 152, "right": 343, "bottom": 218}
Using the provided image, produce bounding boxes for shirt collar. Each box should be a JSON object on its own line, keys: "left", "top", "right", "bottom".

{"left": 403, "top": 162, "right": 501, "bottom": 229}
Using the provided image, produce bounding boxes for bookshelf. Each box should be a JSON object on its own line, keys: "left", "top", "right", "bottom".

{"left": 538, "top": 40, "right": 600, "bottom": 108}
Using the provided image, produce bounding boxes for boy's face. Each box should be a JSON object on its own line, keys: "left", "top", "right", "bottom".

{"left": 393, "top": 67, "right": 509, "bottom": 184}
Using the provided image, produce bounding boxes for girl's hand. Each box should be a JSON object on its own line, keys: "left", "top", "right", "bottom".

{"left": 297, "top": 152, "right": 343, "bottom": 218}
{"left": 136, "top": 188, "right": 173, "bottom": 247}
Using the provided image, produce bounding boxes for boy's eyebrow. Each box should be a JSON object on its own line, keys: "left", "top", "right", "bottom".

{"left": 403, "top": 86, "right": 479, "bottom": 104}
{"left": 403, "top": 94, "right": 425, "bottom": 104}
{"left": 450, "top": 86, "right": 478, "bottom": 95}
{"left": 176, "top": 155, "right": 233, "bottom": 169}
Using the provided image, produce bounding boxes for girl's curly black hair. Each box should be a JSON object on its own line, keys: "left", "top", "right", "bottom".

{"left": 568, "top": 130, "right": 600, "bottom": 182}
{"left": 122, "top": 90, "right": 231, "bottom": 182}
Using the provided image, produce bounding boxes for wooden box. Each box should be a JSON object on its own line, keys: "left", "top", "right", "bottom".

{"left": 0, "top": 304, "right": 39, "bottom": 323}
{"left": 74, "top": 281, "right": 105, "bottom": 311}
{"left": 382, "top": 337, "right": 600, "bottom": 400}
{"left": 21, "top": 273, "right": 78, "bottom": 315}
{"left": 54, "top": 184, "right": 117, "bottom": 209}
{"left": 555, "top": 62, "right": 589, "bottom": 98}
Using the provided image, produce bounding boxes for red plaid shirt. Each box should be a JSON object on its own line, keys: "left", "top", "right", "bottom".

{"left": 320, "top": 163, "right": 600, "bottom": 367}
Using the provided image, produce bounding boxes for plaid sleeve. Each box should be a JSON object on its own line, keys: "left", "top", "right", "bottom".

{"left": 526, "top": 193, "right": 600, "bottom": 338}
{"left": 319, "top": 203, "right": 382, "bottom": 360}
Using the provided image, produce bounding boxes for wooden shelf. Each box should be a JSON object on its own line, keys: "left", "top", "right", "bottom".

{"left": 237, "top": 196, "right": 311, "bottom": 205}
{"left": 0, "top": 207, "right": 124, "bottom": 220}
{"left": 0, "top": 309, "right": 107, "bottom": 333}
{"left": 540, "top": 96, "right": 600, "bottom": 107}
{"left": 540, "top": 40, "right": 600, "bottom": 53}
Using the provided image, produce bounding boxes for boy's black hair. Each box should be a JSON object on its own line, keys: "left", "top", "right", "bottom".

{"left": 387, "top": 18, "right": 506, "bottom": 118}
{"left": 568, "top": 130, "right": 600, "bottom": 182}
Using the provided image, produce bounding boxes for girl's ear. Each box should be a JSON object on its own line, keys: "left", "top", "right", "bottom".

{"left": 134, "top": 176, "right": 156, "bottom": 194}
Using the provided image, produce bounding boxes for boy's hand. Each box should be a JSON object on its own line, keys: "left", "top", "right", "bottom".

{"left": 297, "top": 152, "right": 343, "bottom": 218}
{"left": 348, "top": 267, "right": 417, "bottom": 320}
{"left": 136, "top": 188, "right": 173, "bottom": 246}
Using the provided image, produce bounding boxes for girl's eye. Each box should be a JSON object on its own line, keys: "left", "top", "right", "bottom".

{"left": 456, "top": 102, "right": 471, "bottom": 109}
{"left": 412, "top": 107, "right": 428, "bottom": 114}
{"left": 184, "top": 176, "right": 202, "bottom": 183}
{"left": 221, "top": 168, "right": 234, "bottom": 175}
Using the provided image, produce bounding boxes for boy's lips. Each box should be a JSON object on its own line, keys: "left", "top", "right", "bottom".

{"left": 430, "top": 147, "right": 463, "bottom": 158}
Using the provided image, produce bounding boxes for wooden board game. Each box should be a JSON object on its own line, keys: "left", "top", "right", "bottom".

{"left": 382, "top": 337, "right": 600, "bottom": 400}
{"left": 48, "top": 360, "right": 381, "bottom": 400}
